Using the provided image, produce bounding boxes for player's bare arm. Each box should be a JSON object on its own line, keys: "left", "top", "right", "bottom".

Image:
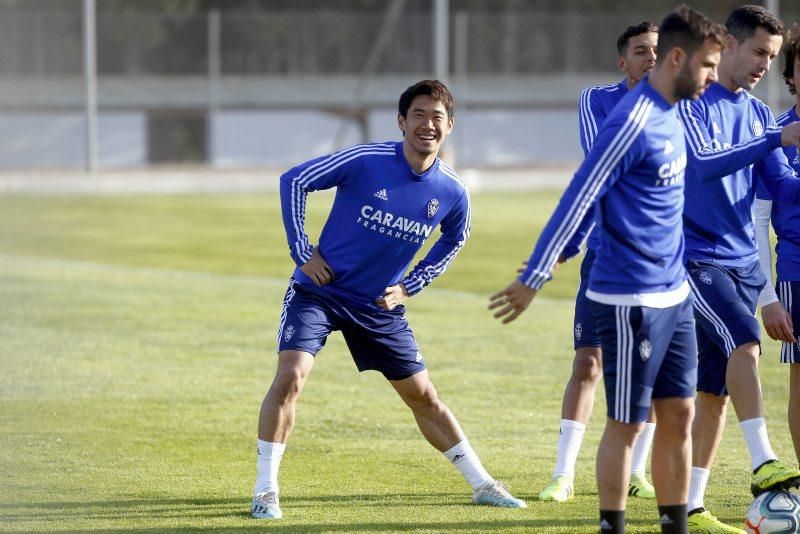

{"left": 300, "top": 247, "right": 334, "bottom": 286}
{"left": 780, "top": 120, "right": 800, "bottom": 148}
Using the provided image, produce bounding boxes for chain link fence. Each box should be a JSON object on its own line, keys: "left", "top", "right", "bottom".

{"left": 0, "top": 0, "right": 795, "bottom": 171}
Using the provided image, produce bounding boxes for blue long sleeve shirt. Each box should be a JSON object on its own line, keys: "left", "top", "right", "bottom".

{"left": 564, "top": 80, "right": 629, "bottom": 257}
{"left": 755, "top": 105, "right": 800, "bottom": 280}
{"left": 280, "top": 141, "right": 470, "bottom": 310}
{"left": 520, "top": 78, "right": 688, "bottom": 306}
{"left": 678, "top": 82, "right": 800, "bottom": 266}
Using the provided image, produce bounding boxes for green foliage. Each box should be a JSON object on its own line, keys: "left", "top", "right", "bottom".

{"left": 0, "top": 192, "right": 793, "bottom": 532}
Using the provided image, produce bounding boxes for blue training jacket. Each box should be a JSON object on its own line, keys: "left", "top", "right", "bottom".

{"left": 755, "top": 105, "right": 800, "bottom": 280}
{"left": 564, "top": 79, "right": 629, "bottom": 257}
{"left": 679, "top": 82, "right": 800, "bottom": 267}
{"left": 280, "top": 141, "right": 470, "bottom": 310}
{"left": 520, "top": 78, "right": 689, "bottom": 305}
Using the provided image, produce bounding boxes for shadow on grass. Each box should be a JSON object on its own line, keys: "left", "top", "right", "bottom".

{"left": 2, "top": 495, "right": 726, "bottom": 532}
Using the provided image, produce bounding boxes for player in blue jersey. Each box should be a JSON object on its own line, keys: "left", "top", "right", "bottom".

{"left": 250, "top": 80, "right": 526, "bottom": 520}
{"left": 677, "top": 7, "right": 800, "bottom": 533}
{"left": 755, "top": 24, "right": 800, "bottom": 470}
{"left": 490, "top": 7, "right": 725, "bottom": 533}
{"left": 538, "top": 21, "right": 661, "bottom": 504}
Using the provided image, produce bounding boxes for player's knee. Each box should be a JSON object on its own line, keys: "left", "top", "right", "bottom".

{"left": 271, "top": 367, "right": 307, "bottom": 401}
{"left": 573, "top": 349, "right": 602, "bottom": 382}
{"left": 403, "top": 385, "right": 440, "bottom": 412}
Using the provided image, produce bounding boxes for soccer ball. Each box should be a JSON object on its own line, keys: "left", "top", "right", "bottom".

{"left": 745, "top": 491, "right": 800, "bottom": 533}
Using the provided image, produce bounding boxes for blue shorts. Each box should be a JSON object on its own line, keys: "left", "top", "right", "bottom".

{"left": 590, "top": 297, "right": 697, "bottom": 424}
{"left": 777, "top": 281, "right": 800, "bottom": 364}
{"left": 276, "top": 280, "right": 425, "bottom": 381}
{"left": 574, "top": 249, "right": 602, "bottom": 349}
{"left": 686, "top": 259, "right": 765, "bottom": 396}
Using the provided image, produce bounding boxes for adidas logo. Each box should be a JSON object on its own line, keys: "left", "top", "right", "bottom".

{"left": 713, "top": 121, "right": 722, "bottom": 134}
{"left": 451, "top": 453, "right": 465, "bottom": 463}
{"left": 659, "top": 514, "right": 674, "bottom": 525}
{"left": 793, "top": 154, "right": 799, "bottom": 166}
{"left": 599, "top": 519, "right": 613, "bottom": 530}
{"left": 374, "top": 189, "right": 388, "bottom": 201}
{"left": 664, "top": 140, "right": 675, "bottom": 155}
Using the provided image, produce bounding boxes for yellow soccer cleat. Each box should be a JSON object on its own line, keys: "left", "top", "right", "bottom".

{"left": 751, "top": 459, "right": 800, "bottom": 496}
{"left": 687, "top": 508, "right": 744, "bottom": 534}
{"left": 628, "top": 472, "right": 656, "bottom": 499}
{"left": 537, "top": 475, "right": 574, "bottom": 502}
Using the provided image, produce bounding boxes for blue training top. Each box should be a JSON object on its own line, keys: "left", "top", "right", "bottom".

{"left": 755, "top": 105, "right": 800, "bottom": 281}
{"left": 520, "top": 78, "right": 689, "bottom": 306}
{"left": 564, "top": 79, "right": 629, "bottom": 257}
{"left": 280, "top": 141, "right": 470, "bottom": 310}
{"left": 678, "top": 82, "right": 800, "bottom": 267}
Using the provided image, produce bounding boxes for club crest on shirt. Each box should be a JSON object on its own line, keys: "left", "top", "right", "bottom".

{"left": 698, "top": 270, "right": 713, "bottom": 285}
{"left": 752, "top": 120, "right": 764, "bottom": 137}
{"left": 427, "top": 198, "right": 440, "bottom": 218}
{"left": 284, "top": 324, "right": 295, "bottom": 342}
{"left": 575, "top": 322, "right": 583, "bottom": 341}
{"left": 639, "top": 339, "right": 652, "bottom": 361}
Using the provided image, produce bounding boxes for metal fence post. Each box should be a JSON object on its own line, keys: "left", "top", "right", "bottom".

{"left": 83, "top": 0, "right": 98, "bottom": 173}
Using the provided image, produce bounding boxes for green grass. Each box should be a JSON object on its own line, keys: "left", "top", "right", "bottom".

{"left": 0, "top": 191, "right": 795, "bottom": 532}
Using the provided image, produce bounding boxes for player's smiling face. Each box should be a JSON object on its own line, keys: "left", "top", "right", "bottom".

{"left": 728, "top": 27, "right": 783, "bottom": 91}
{"left": 620, "top": 32, "right": 658, "bottom": 84}
{"left": 398, "top": 95, "right": 453, "bottom": 157}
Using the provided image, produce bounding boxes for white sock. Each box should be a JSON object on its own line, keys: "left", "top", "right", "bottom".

{"left": 630, "top": 422, "right": 655, "bottom": 476}
{"left": 553, "top": 419, "right": 586, "bottom": 479}
{"left": 739, "top": 417, "right": 778, "bottom": 470}
{"left": 688, "top": 466, "right": 710, "bottom": 511}
{"left": 443, "top": 439, "right": 493, "bottom": 490}
{"left": 254, "top": 440, "right": 286, "bottom": 496}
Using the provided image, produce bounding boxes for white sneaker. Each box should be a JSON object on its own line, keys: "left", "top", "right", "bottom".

{"left": 472, "top": 480, "right": 527, "bottom": 508}
{"left": 251, "top": 491, "right": 282, "bottom": 519}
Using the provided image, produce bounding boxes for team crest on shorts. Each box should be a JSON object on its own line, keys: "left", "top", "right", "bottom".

{"left": 752, "top": 120, "right": 764, "bottom": 137}
{"left": 575, "top": 322, "right": 583, "bottom": 341}
{"left": 427, "top": 198, "right": 440, "bottom": 218}
{"left": 415, "top": 350, "right": 423, "bottom": 362}
{"left": 639, "top": 339, "right": 652, "bottom": 361}
{"left": 284, "top": 325, "right": 295, "bottom": 342}
{"left": 698, "top": 270, "right": 713, "bottom": 285}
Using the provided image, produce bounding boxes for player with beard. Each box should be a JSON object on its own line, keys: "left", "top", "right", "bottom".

{"left": 539, "top": 21, "right": 661, "bottom": 503}
{"left": 491, "top": 7, "right": 725, "bottom": 533}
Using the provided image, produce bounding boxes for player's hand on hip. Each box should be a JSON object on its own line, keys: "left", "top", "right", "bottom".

{"left": 376, "top": 283, "right": 408, "bottom": 310}
{"left": 761, "top": 301, "right": 796, "bottom": 343}
{"left": 488, "top": 279, "right": 537, "bottom": 324}
{"left": 300, "top": 247, "right": 335, "bottom": 286}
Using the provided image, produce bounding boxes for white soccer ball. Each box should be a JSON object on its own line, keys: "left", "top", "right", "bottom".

{"left": 745, "top": 491, "right": 800, "bottom": 533}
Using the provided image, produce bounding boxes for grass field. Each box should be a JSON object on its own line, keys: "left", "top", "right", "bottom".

{"left": 0, "top": 191, "right": 796, "bottom": 532}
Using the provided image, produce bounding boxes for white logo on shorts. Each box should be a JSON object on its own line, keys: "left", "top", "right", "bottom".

{"left": 284, "top": 325, "right": 295, "bottom": 342}
{"left": 639, "top": 339, "right": 652, "bottom": 361}
{"left": 698, "top": 270, "right": 713, "bottom": 285}
{"left": 415, "top": 350, "right": 423, "bottom": 362}
{"left": 575, "top": 322, "right": 583, "bottom": 341}
{"left": 752, "top": 120, "right": 764, "bottom": 137}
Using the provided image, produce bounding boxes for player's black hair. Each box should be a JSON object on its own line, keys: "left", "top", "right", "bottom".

{"left": 398, "top": 80, "right": 454, "bottom": 119}
{"left": 617, "top": 22, "right": 659, "bottom": 56}
{"left": 726, "top": 4, "right": 783, "bottom": 44}
{"left": 656, "top": 5, "right": 726, "bottom": 59}
{"left": 783, "top": 24, "right": 800, "bottom": 95}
